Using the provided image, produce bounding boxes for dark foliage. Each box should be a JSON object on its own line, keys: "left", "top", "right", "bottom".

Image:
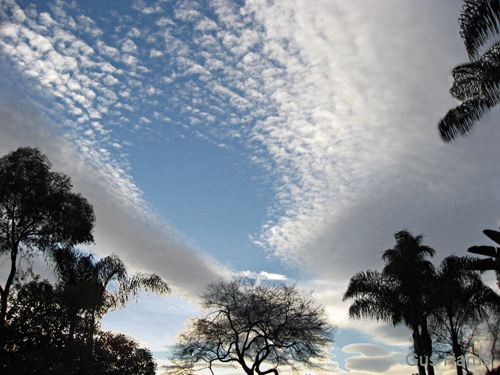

{"left": 439, "top": 0, "right": 500, "bottom": 142}
{"left": 439, "top": 43, "right": 500, "bottom": 141}
{"left": 430, "top": 255, "right": 500, "bottom": 375}
{"left": 460, "top": 0, "right": 500, "bottom": 60}
{"left": 0, "top": 147, "right": 95, "bottom": 326}
{"left": 0, "top": 148, "right": 164, "bottom": 374}
{"left": 344, "top": 230, "right": 437, "bottom": 375}
{"left": 2, "top": 279, "right": 157, "bottom": 375}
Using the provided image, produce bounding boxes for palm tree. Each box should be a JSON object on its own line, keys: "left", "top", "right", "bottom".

{"left": 431, "top": 255, "right": 500, "bottom": 375}
{"left": 438, "top": 0, "right": 500, "bottom": 142}
{"left": 51, "top": 248, "right": 171, "bottom": 349}
{"left": 467, "top": 228, "right": 500, "bottom": 288}
{"left": 343, "top": 230, "right": 436, "bottom": 375}
{"left": 52, "top": 248, "right": 92, "bottom": 343}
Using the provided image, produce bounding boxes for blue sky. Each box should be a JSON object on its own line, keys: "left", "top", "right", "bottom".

{"left": 1, "top": 0, "right": 500, "bottom": 374}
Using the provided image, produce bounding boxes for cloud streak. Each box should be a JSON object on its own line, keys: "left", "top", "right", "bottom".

{"left": 2, "top": 0, "right": 499, "bottom": 353}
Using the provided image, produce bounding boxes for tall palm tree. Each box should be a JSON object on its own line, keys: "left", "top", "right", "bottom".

{"left": 438, "top": 0, "right": 500, "bottom": 142}
{"left": 343, "top": 230, "right": 436, "bottom": 375}
{"left": 50, "top": 247, "right": 100, "bottom": 344}
{"left": 382, "top": 231, "right": 437, "bottom": 375}
{"left": 431, "top": 255, "right": 500, "bottom": 375}
{"left": 51, "top": 248, "right": 171, "bottom": 348}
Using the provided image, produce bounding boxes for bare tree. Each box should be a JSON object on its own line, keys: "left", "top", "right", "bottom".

{"left": 468, "top": 306, "right": 500, "bottom": 373}
{"left": 168, "top": 278, "right": 335, "bottom": 375}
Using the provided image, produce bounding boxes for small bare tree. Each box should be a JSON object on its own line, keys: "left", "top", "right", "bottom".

{"left": 168, "top": 278, "right": 335, "bottom": 375}
{"left": 468, "top": 306, "right": 500, "bottom": 373}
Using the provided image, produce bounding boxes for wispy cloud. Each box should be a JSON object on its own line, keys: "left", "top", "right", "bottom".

{"left": 0, "top": 84, "right": 227, "bottom": 298}
{"left": 2, "top": 0, "right": 500, "bottom": 352}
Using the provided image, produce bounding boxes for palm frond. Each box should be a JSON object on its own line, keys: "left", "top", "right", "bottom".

{"left": 110, "top": 272, "right": 171, "bottom": 310}
{"left": 460, "top": 0, "right": 500, "bottom": 60}
{"left": 97, "top": 254, "right": 127, "bottom": 285}
{"left": 438, "top": 96, "right": 492, "bottom": 141}
{"left": 343, "top": 270, "right": 405, "bottom": 326}
{"left": 465, "top": 257, "right": 498, "bottom": 271}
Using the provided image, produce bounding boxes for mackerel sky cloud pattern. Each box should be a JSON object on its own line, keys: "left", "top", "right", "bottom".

{"left": 2, "top": 1, "right": 500, "bottom": 372}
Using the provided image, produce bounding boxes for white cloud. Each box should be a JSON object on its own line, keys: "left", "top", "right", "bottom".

{"left": 342, "top": 344, "right": 399, "bottom": 373}
{"left": 150, "top": 48, "right": 163, "bottom": 57}
{"left": 96, "top": 40, "right": 121, "bottom": 59}
{"left": 0, "top": 87, "right": 227, "bottom": 299}
{"left": 121, "top": 38, "right": 138, "bottom": 54}
{"left": 195, "top": 18, "right": 217, "bottom": 31}
{"left": 343, "top": 344, "right": 390, "bottom": 357}
{"left": 3, "top": 0, "right": 499, "bottom": 356}
{"left": 122, "top": 53, "right": 137, "bottom": 65}
{"left": 239, "top": 270, "right": 287, "bottom": 281}
{"left": 39, "top": 12, "right": 57, "bottom": 27}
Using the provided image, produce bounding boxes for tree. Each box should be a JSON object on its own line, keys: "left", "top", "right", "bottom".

{"left": 169, "top": 278, "right": 335, "bottom": 375}
{"left": 438, "top": 0, "right": 500, "bottom": 142}
{"left": 343, "top": 230, "right": 437, "bottom": 375}
{"left": 0, "top": 147, "right": 95, "bottom": 327}
{"left": 94, "top": 331, "right": 157, "bottom": 375}
{"left": 2, "top": 279, "right": 71, "bottom": 374}
{"left": 50, "top": 247, "right": 171, "bottom": 350}
{"left": 468, "top": 305, "right": 500, "bottom": 373}
{"left": 2, "top": 279, "right": 157, "bottom": 375}
{"left": 430, "top": 255, "right": 500, "bottom": 375}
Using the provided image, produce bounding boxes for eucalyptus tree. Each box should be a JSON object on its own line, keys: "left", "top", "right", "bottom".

{"left": 439, "top": 0, "right": 500, "bottom": 142}
{"left": 344, "top": 230, "right": 437, "bottom": 375}
{"left": 0, "top": 147, "right": 95, "bottom": 327}
{"left": 170, "top": 278, "right": 335, "bottom": 375}
{"left": 430, "top": 255, "right": 500, "bottom": 375}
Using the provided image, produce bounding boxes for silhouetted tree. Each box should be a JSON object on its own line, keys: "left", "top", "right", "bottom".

{"left": 468, "top": 305, "right": 500, "bottom": 373}
{"left": 430, "top": 255, "right": 500, "bottom": 375}
{"left": 3, "top": 277, "right": 158, "bottom": 374}
{"left": 51, "top": 247, "right": 171, "bottom": 350}
{"left": 169, "top": 278, "right": 335, "bottom": 375}
{"left": 344, "top": 230, "right": 436, "bottom": 375}
{"left": 3, "top": 279, "right": 71, "bottom": 373}
{"left": 94, "top": 331, "right": 156, "bottom": 375}
{"left": 0, "top": 147, "right": 95, "bottom": 327}
{"left": 439, "top": 0, "right": 500, "bottom": 142}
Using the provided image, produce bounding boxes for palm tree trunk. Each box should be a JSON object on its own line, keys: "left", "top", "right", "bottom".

{"left": 421, "top": 320, "right": 435, "bottom": 375}
{"left": 413, "top": 331, "right": 427, "bottom": 375}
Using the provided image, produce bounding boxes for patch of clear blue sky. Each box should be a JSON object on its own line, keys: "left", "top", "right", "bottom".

{"left": 129, "top": 131, "right": 278, "bottom": 272}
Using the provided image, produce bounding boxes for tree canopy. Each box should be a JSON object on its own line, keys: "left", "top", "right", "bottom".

{"left": 344, "top": 230, "right": 437, "bottom": 375}
{"left": 439, "top": 0, "right": 500, "bottom": 142}
{"left": 0, "top": 147, "right": 168, "bottom": 374}
{"left": 169, "top": 278, "right": 335, "bottom": 375}
{"left": 0, "top": 147, "right": 95, "bottom": 326}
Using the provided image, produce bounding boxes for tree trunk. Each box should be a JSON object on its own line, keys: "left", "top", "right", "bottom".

{"left": 0, "top": 244, "right": 18, "bottom": 326}
{"left": 451, "top": 330, "right": 464, "bottom": 375}
{"left": 421, "top": 319, "right": 434, "bottom": 375}
{"left": 413, "top": 331, "right": 427, "bottom": 375}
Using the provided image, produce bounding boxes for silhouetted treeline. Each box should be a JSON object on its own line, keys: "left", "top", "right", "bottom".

{"left": 0, "top": 147, "right": 169, "bottom": 374}
{"left": 344, "top": 230, "right": 500, "bottom": 375}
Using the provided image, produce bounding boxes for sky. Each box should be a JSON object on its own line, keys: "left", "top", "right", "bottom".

{"left": 1, "top": 0, "right": 500, "bottom": 374}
